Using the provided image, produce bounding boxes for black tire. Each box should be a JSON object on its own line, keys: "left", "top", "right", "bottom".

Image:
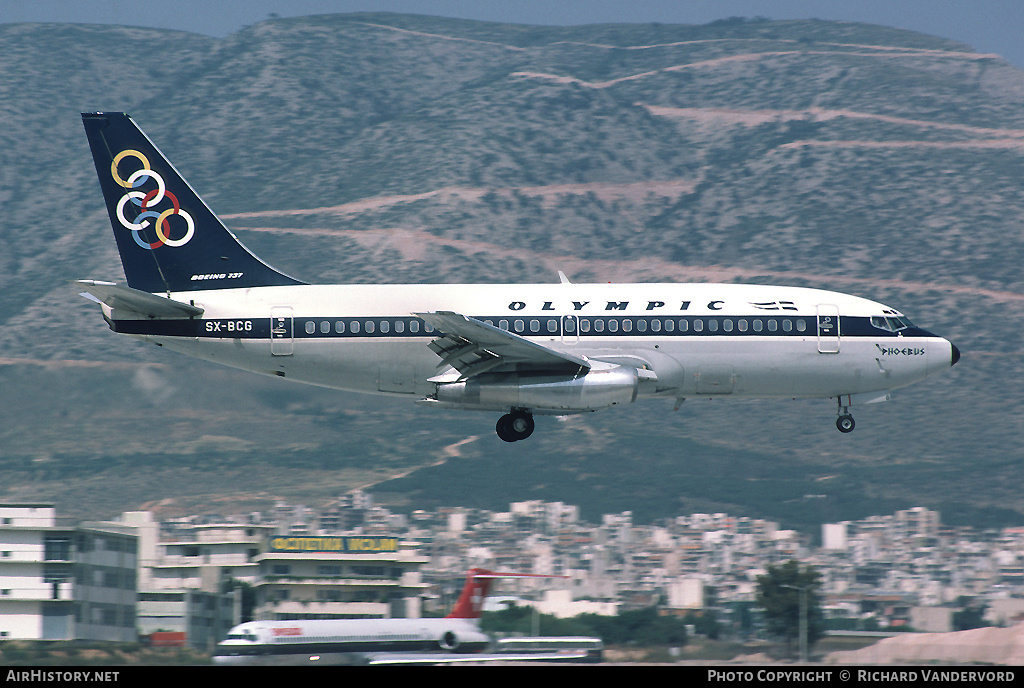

{"left": 836, "top": 415, "right": 855, "bottom": 433}
{"left": 496, "top": 411, "right": 535, "bottom": 441}
{"left": 496, "top": 415, "right": 516, "bottom": 442}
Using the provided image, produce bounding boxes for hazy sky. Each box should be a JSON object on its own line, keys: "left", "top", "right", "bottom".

{"left": 4, "top": 0, "right": 1024, "bottom": 69}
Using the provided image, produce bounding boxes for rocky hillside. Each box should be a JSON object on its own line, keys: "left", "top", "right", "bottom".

{"left": 0, "top": 14, "right": 1021, "bottom": 527}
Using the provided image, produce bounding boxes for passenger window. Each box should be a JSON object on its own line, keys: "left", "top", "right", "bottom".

{"left": 767, "top": 320, "right": 778, "bottom": 332}
{"left": 409, "top": 320, "right": 420, "bottom": 333}
{"left": 637, "top": 319, "right": 648, "bottom": 332}
{"left": 335, "top": 321, "right": 346, "bottom": 334}
{"left": 499, "top": 319, "right": 509, "bottom": 330}
{"left": 664, "top": 319, "right": 675, "bottom": 332}
{"left": 351, "top": 321, "right": 360, "bottom": 334}
{"left": 320, "top": 321, "right": 330, "bottom": 334}
{"left": 365, "top": 321, "right": 375, "bottom": 334}
{"left": 783, "top": 320, "right": 792, "bottom": 333}
{"left": 394, "top": 321, "right": 404, "bottom": 334}
{"left": 580, "top": 319, "right": 590, "bottom": 333}
{"left": 622, "top": 319, "right": 632, "bottom": 333}
{"left": 380, "top": 321, "right": 389, "bottom": 334}
{"left": 708, "top": 319, "right": 718, "bottom": 332}
{"left": 693, "top": 319, "right": 703, "bottom": 332}
{"left": 514, "top": 319, "right": 524, "bottom": 333}
{"left": 305, "top": 321, "right": 316, "bottom": 335}
{"left": 723, "top": 319, "right": 733, "bottom": 332}
{"left": 608, "top": 319, "right": 619, "bottom": 333}
{"left": 547, "top": 319, "right": 558, "bottom": 333}
{"left": 650, "top": 319, "right": 661, "bottom": 332}
{"left": 678, "top": 319, "right": 688, "bottom": 332}
{"left": 796, "top": 319, "right": 806, "bottom": 332}
{"left": 738, "top": 319, "right": 748, "bottom": 332}
{"left": 594, "top": 320, "right": 605, "bottom": 333}
{"left": 530, "top": 319, "right": 540, "bottom": 333}
{"left": 753, "top": 319, "right": 763, "bottom": 332}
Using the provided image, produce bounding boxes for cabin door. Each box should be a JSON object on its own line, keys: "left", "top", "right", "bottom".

{"left": 270, "top": 307, "right": 294, "bottom": 356}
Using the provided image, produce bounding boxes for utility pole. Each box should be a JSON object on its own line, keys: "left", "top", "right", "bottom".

{"left": 781, "top": 584, "right": 808, "bottom": 663}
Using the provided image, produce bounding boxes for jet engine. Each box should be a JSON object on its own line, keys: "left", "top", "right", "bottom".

{"left": 439, "top": 630, "right": 460, "bottom": 651}
{"left": 434, "top": 365, "right": 639, "bottom": 412}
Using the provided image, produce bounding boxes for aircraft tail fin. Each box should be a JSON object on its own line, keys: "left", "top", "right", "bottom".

{"left": 445, "top": 568, "right": 567, "bottom": 619}
{"left": 81, "top": 112, "right": 304, "bottom": 294}
{"left": 446, "top": 568, "right": 499, "bottom": 619}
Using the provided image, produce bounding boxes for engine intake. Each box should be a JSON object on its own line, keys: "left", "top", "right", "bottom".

{"left": 439, "top": 630, "right": 459, "bottom": 650}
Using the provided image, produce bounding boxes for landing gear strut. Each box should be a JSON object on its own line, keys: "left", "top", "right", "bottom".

{"left": 496, "top": 409, "right": 535, "bottom": 442}
{"left": 836, "top": 399, "right": 855, "bottom": 433}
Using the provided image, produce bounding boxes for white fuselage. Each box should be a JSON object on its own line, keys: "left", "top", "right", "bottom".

{"left": 109, "top": 281, "right": 954, "bottom": 408}
{"left": 212, "top": 617, "right": 490, "bottom": 664}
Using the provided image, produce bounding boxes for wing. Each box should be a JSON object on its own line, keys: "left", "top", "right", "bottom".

{"left": 416, "top": 311, "right": 589, "bottom": 379}
{"left": 364, "top": 651, "right": 591, "bottom": 665}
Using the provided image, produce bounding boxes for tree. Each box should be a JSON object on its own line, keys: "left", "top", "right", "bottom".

{"left": 480, "top": 603, "right": 688, "bottom": 646}
{"left": 756, "top": 560, "right": 824, "bottom": 658}
{"left": 952, "top": 596, "right": 989, "bottom": 631}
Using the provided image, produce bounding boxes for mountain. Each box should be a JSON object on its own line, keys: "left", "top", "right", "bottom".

{"left": 0, "top": 14, "right": 1021, "bottom": 530}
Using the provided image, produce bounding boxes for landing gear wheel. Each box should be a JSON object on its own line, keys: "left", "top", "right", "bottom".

{"left": 496, "top": 416, "right": 515, "bottom": 442}
{"left": 836, "top": 415, "right": 855, "bottom": 433}
{"left": 496, "top": 410, "right": 535, "bottom": 442}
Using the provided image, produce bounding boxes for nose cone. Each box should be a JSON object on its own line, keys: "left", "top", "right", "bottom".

{"left": 951, "top": 343, "right": 961, "bottom": 366}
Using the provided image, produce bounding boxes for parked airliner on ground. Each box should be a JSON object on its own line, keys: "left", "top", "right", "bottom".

{"left": 79, "top": 113, "right": 960, "bottom": 441}
{"left": 212, "top": 568, "right": 594, "bottom": 665}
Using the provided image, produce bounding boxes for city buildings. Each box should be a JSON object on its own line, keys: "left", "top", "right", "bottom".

{"left": 3, "top": 495, "right": 1024, "bottom": 648}
{"left": 0, "top": 504, "right": 137, "bottom": 642}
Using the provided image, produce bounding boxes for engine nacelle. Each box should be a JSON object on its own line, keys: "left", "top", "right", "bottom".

{"left": 435, "top": 365, "right": 639, "bottom": 412}
{"left": 439, "top": 630, "right": 459, "bottom": 651}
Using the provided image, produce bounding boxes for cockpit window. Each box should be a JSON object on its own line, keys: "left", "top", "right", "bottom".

{"left": 871, "top": 315, "right": 914, "bottom": 332}
{"left": 225, "top": 632, "right": 258, "bottom": 642}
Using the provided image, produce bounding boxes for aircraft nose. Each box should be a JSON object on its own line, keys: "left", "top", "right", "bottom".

{"left": 951, "top": 342, "right": 961, "bottom": 366}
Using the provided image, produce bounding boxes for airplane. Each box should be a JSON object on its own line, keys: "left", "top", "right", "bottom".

{"left": 211, "top": 567, "right": 597, "bottom": 665}
{"left": 78, "top": 112, "right": 960, "bottom": 442}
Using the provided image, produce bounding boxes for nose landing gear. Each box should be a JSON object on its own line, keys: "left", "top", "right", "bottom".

{"left": 496, "top": 409, "right": 535, "bottom": 442}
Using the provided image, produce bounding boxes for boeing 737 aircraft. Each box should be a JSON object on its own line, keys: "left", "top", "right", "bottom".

{"left": 78, "top": 113, "right": 960, "bottom": 441}
{"left": 212, "top": 568, "right": 594, "bottom": 665}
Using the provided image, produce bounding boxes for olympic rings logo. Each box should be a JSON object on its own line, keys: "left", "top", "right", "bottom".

{"left": 111, "top": 149, "right": 195, "bottom": 250}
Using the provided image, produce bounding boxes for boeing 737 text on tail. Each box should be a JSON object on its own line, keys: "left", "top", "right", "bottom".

{"left": 78, "top": 113, "right": 960, "bottom": 441}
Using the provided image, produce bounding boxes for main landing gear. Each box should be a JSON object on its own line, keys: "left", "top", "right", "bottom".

{"left": 836, "top": 399, "right": 855, "bottom": 433}
{"left": 496, "top": 409, "right": 535, "bottom": 442}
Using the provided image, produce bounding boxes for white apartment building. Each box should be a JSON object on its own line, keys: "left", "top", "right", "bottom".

{"left": 144, "top": 518, "right": 274, "bottom": 592}
{"left": 254, "top": 535, "right": 428, "bottom": 620}
{"left": 0, "top": 504, "right": 137, "bottom": 641}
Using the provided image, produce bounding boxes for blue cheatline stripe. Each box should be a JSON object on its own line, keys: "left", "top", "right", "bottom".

{"left": 112, "top": 315, "right": 939, "bottom": 340}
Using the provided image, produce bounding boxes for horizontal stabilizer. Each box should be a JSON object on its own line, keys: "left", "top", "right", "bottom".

{"left": 76, "top": 280, "right": 204, "bottom": 319}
